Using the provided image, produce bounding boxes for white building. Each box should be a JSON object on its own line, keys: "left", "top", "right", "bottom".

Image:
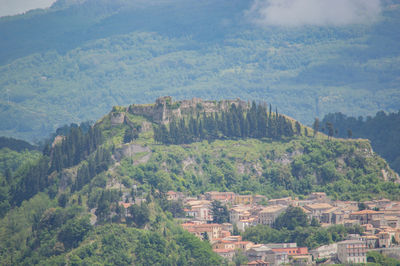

{"left": 337, "top": 240, "right": 367, "bottom": 264}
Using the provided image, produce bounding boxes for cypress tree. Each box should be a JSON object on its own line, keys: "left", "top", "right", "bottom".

{"left": 313, "top": 118, "right": 320, "bottom": 138}
{"left": 295, "top": 121, "right": 301, "bottom": 135}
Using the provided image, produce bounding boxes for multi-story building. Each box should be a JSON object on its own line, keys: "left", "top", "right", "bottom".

{"left": 235, "top": 195, "right": 253, "bottom": 205}
{"left": 268, "top": 197, "right": 292, "bottom": 206}
{"left": 303, "top": 203, "right": 334, "bottom": 222}
{"left": 205, "top": 191, "right": 236, "bottom": 204}
{"left": 246, "top": 245, "right": 289, "bottom": 266}
{"left": 361, "top": 235, "right": 379, "bottom": 249}
{"left": 184, "top": 200, "right": 213, "bottom": 221}
{"left": 181, "top": 223, "right": 222, "bottom": 242}
{"left": 337, "top": 240, "right": 367, "bottom": 264}
{"left": 350, "top": 209, "right": 384, "bottom": 225}
{"left": 230, "top": 206, "right": 252, "bottom": 225}
{"left": 213, "top": 249, "right": 235, "bottom": 261}
{"left": 321, "top": 208, "right": 345, "bottom": 225}
{"left": 309, "top": 243, "right": 337, "bottom": 260}
{"left": 237, "top": 217, "right": 257, "bottom": 232}
{"left": 166, "top": 191, "right": 185, "bottom": 201}
{"left": 257, "top": 205, "right": 287, "bottom": 226}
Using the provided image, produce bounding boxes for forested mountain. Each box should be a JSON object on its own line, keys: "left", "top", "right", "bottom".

{"left": 0, "top": 136, "right": 38, "bottom": 151}
{"left": 1, "top": 0, "right": 400, "bottom": 140}
{"left": 0, "top": 98, "right": 399, "bottom": 264}
{"left": 322, "top": 110, "right": 400, "bottom": 174}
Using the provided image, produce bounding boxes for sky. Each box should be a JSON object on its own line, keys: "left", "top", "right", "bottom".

{"left": 0, "top": 0, "right": 56, "bottom": 17}
{"left": 247, "top": 0, "right": 382, "bottom": 27}
{"left": 0, "top": 0, "right": 383, "bottom": 25}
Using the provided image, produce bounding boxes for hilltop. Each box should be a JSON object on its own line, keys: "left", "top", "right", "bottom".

{"left": 1, "top": 0, "right": 400, "bottom": 140}
{"left": 5, "top": 96, "right": 397, "bottom": 205}
{"left": 0, "top": 97, "right": 399, "bottom": 264}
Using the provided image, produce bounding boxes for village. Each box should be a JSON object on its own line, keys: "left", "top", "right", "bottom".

{"left": 164, "top": 191, "right": 400, "bottom": 265}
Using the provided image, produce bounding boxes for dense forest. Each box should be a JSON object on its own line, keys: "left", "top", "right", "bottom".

{"left": 0, "top": 193, "right": 221, "bottom": 265}
{"left": 154, "top": 103, "right": 296, "bottom": 144}
{"left": 0, "top": 123, "right": 109, "bottom": 214}
{"left": 0, "top": 137, "right": 37, "bottom": 152}
{"left": 322, "top": 110, "right": 400, "bottom": 173}
{"left": 1, "top": 0, "right": 400, "bottom": 140}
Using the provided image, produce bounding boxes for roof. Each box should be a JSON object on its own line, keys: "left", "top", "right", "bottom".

{"left": 119, "top": 202, "right": 133, "bottom": 208}
{"left": 305, "top": 203, "right": 333, "bottom": 210}
{"left": 323, "top": 207, "right": 338, "bottom": 213}
{"left": 362, "top": 235, "right": 378, "bottom": 239}
{"left": 231, "top": 206, "right": 252, "bottom": 212}
{"left": 248, "top": 260, "right": 269, "bottom": 265}
{"left": 236, "top": 241, "right": 252, "bottom": 245}
{"left": 213, "top": 248, "right": 235, "bottom": 253}
{"left": 299, "top": 206, "right": 311, "bottom": 214}
{"left": 337, "top": 239, "right": 365, "bottom": 244}
{"left": 384, "top": 216, "right": 399, "bottom": 220}
{"left": 351, "top": 210, "right": 382, "bottom": 215}
{"left": 182, "top": 223, "right": 221, "bottom": 228}
{"left": 206, "top": 191, "right": 235, "bottom": 195}
{"left": 186, "top": 200, "right": 211, "bottom": 206}
{"left": 259, "top": 205, "right": 286, "bottom": 213}
{"left": 250, "top": 245, "right": 272, "bottom": 252}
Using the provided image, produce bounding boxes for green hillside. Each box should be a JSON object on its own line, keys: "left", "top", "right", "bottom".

{"left": 0, "top": 0, "right": 400, "bottom": 140}
{"left": 322, "top": 111, "right": 400, "bottom": 174}
{"left": 0, "top": 98, "right": 399, "bottom": 264}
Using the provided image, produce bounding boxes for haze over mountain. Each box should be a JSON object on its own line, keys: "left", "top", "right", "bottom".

{"left": 0, "top": 0, "right": 399, "bottom": 141}
{"left": 0, "top": 0, "right": 56, "bottom": 17}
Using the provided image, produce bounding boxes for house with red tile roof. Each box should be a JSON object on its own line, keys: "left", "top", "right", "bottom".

{"left": 350, "top": 209, "right": 384, "bottom": 225}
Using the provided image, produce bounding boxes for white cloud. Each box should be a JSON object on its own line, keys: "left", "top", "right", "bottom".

{"left": 247, "top": 0, "right": 382, "bottom": 27}
{"left": 0, "top": 0, "right": 56, "bottom": 17}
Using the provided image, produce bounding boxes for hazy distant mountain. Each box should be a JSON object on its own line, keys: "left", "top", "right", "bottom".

{"left": 0, "top": 0, "right": 399, "bottom": 141}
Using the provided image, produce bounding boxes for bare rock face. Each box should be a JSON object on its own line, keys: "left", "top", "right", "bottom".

{"left": 52, "top": 135, "right": 65, "bottom": 148}
{"left": 113, "top": 143, "right": 151, "bottom": 163}
{"left": 128, "top": 96, "right": 247, "bottom": 125}
{"left": 141, "top": 121, "right": 152, "bottom": 132}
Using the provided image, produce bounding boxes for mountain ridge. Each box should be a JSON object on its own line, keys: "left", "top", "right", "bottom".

{"left": 1, "top": 0, "right": 399, "bottom": 140}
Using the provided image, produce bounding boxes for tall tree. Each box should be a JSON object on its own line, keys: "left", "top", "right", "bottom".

{"left": 313, "top": 118, "right": 320, "bottom": 138}
{"left": 295, "top": 121, "right": 301, "bottom": 136}
{"left": 326, "top": 122, "right": 334, "bottom": 140}
{"left": 211, "top": 200, "right": 229, "bottom": 224}
{"left": 347, "top": 129, "right": 353, "bottom": 139}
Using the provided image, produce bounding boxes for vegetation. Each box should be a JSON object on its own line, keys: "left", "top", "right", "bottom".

{"left": 1, "top": 1, "right": 400, "bottom": 140}
{"left": 211, "top": 200, "right": 230, "bottom": 224}
{"left": 139, "top": 136, "right": 399, "bottom": 201}
{"left": 154, "top": 102, "right": 295, "bottom": 144}
{"left": 0, "top": 137, "right": 37, "bottom": 152}
{"left": 367, "top": 251, "right": 400, "bottom": 265}
{"left": 0, "top": 194, "right": 221, "bottom": 265}
{"left": 322, "top": 111, "right": 400, "bottom": 174}
{"left": 0, "top": 101, "right": 399, "bottom": 264}
{"left": 243, "top": 206, "right": 363, "bottom": 250}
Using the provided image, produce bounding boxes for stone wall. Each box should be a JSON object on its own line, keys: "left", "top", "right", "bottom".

{"left": 110, "top": 112, "right": 126, "bottom": 125}
{"left": 127, "top": 96, "right": 248, "bottom": 125}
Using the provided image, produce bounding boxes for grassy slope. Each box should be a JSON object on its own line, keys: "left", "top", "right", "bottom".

{"left": 0, "top": 104, "right": 399, "bottom": 264}
{"left": 96, "top": 108, "right": 400, "bottom": 201}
